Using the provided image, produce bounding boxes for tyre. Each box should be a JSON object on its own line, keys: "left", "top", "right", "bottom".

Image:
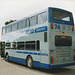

{"left": 5, "top": 54, "right": 9, "bottom": 62}
{"left": 27, "top": 56, "right": 33, "bottom": 69}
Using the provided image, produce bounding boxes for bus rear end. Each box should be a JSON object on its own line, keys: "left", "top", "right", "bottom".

{"left": 48, "top": 7, "right": 75, "bottom": 69}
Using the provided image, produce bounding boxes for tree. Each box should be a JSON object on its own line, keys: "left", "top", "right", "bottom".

{"left": 5, "top": 19, "right": 17, "bottom": 25}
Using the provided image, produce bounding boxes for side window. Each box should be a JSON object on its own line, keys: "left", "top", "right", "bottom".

{"left": 7, "top": 26, "right": 11, "bottom": 32}
{"left": 18, "top": 20, "right": 25, "bottom": 29}
{"left": 5, "top": 43, "right": 11, "bottom": 49}
{"left": 7, "top": 27, "right": 8, "bottom": 32}
{"left": 12, "top": 24, "right": 17, "bottom": 31}
{"left": 11, "top": 42, "right": 16, "bottom": 49}
{"left": 17, "top": 42, "right": 24, "bottom": 50}
{"left": 25, "top": 20, "right": 27, "bottom": 27}
{"left": 38, "top": 12, "right": 47, "bottom": 24}
{"left": 5, "top": 27, "right": 7, "bottom": 33}
{"left": 25, "top": 41, "right": 36, "bottom": 50}
{"left": 27, "top": 19, "right": 30, "bottom": 27}
{"left": 30, "top": 16, "right": 37, "bottom": 26}
{"left": 2, "top": 27, "right": 5, "bottom": 34}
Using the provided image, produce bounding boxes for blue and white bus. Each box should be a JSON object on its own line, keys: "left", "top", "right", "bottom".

{"left": 1, "top": 7, "right": 75, "bottom": 69}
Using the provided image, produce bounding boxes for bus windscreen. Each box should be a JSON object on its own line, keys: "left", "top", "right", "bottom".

{"left": 52, "top": 9, "right": 71, "bottom": 22}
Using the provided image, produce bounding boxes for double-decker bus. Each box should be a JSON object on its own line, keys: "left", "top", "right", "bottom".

{"left": 1, "top": 7, "right": 75, "bottom": 69}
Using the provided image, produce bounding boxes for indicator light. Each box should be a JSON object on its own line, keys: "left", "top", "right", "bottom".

{"left": 51, "top": 23, "right": 53, "bottom": 29}
{"left": 51, "top": 57, "right": 53, "bottom": 60}
{"left": 72, "top": 26, "right": 74, "bottom": 31}
{"left": 51, "top": 56, "right": 53, "bottom": 63}
{"left": 73, "top": 55, "right": 75, "bottom": 61}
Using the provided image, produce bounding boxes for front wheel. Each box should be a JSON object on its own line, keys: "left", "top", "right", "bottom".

{"left": 27, "top": 56, "right": 33, "bottom": 69}
{"left": 5, "top": 54, "right": 9, "bottom": 61}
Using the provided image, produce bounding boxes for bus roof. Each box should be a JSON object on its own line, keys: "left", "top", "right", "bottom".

{"left": 49, "top": 7, "right": 72, "bottom": 13}
{"left": 2, "top": 7, "right": 72, "bottom": 28}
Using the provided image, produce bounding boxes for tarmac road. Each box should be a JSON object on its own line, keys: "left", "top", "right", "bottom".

{"left": 0, "top": 57, "right": 75, "bottom": 75}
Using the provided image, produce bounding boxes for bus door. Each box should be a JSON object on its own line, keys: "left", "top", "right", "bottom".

{"left": 1, "top": 42, "right": 5, "bottom": 57}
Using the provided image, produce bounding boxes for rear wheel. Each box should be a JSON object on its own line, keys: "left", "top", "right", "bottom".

{"left": 27, "top": 56, "right": 33, "bottom": 69}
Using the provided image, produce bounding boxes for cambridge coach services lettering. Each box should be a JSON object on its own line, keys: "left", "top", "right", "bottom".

{"left": 24, "top": 26, "right": 47, "bottom": 34}
{"left": 35, "top": 26, "right": 47, "bottom": 33}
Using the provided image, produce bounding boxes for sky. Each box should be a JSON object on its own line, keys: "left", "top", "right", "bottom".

{"left": 0, "top": 0, "right": 75, "bottom": 40}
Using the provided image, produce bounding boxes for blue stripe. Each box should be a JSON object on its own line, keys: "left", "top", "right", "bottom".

{"left": 29, "top": 52, "right": 33, "bottom": 54}
{"left": 33, "top": 61, "right": 40, "bottom": 68}
{"left": 23, "top": 52, "right": 28, "bottom": 54}
{"left": 8, "top": 56, "right": 75, "bottom": 69}
{"left": 49, "top": 63, "right": 75, "bottom": 69}
{"left": 38, "top": 53, "right": 40, "bottom": 55}
{"left": 40, "top": 53, "right": 48, "bottom": 56}
{"left": 34, "top": 53, "right": 37, "bottom": 55}
{"left": 8, "top": 56, "right": 26, "bottom": 65}
{"left": 16, "top": 51, "right": 22, "bottom": 53}
{"left": 16, "top": 51, "right": 48, "bottom": 56}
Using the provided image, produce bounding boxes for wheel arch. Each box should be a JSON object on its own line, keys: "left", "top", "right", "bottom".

{"left": 26, "top": 55, "right": 33, "bottom": 62}
{"left": 6, "top": 52, "right": 8, "bottom": 55}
